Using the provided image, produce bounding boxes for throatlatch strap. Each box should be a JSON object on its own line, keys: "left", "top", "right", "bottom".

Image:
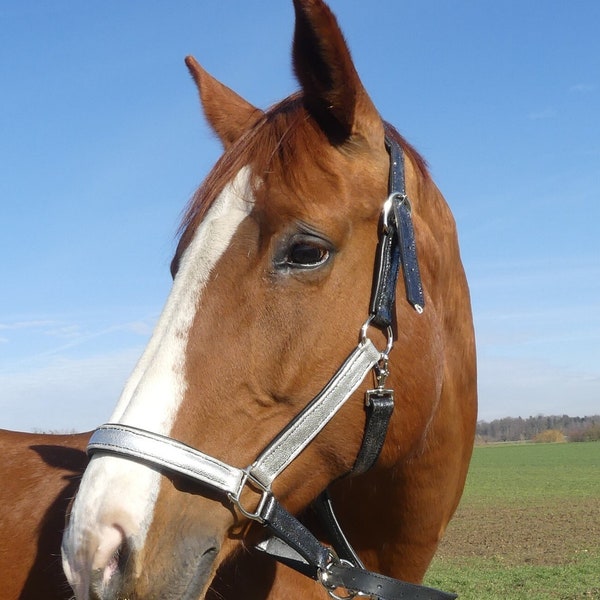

{"left": 312, "top": 491, "right": 364, "bottom": 567}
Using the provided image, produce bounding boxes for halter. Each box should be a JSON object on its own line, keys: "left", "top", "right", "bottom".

{"left": 87, "top": 125, "right": 455, "bottom": 600}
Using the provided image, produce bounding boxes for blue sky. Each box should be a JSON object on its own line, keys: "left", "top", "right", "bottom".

{"left": 1, "top": 1, "right": 598, "bottom": 432}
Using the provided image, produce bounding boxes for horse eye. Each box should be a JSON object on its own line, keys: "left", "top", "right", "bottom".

{"left": 279, "top": 236, "right": 332, "bottom": 270}
{"left": 287, "top": 242, "right": 329, "bottom": 267}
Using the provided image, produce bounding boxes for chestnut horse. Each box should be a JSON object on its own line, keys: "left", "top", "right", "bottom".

{"left": 61, "top": 1, "right": 477, "bottom": 599}
{"left": 0, "top": 430, "right": 90, "bottom": 600}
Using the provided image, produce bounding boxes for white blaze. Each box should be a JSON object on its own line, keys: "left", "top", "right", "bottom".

{"left": 62, "top": 167, "right": 254, "bottom": 593}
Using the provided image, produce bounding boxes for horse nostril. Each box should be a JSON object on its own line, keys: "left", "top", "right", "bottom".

{"left": 89, "top": 525, "right": 131, "bottom": 600}
{"left": 202, "top": 545, "right": 218, "bottom": 558}
{"left": 91, "top": 524, "right": 126, "bottom": 570}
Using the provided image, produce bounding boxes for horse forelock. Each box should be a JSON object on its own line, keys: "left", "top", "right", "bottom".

{"left": 173, "top": 95, "right": 306, "bottom": 271}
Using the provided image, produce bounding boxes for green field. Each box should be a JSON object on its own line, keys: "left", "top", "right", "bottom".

{"left": 424, "top": 442, "right": 600, "bottom": 599}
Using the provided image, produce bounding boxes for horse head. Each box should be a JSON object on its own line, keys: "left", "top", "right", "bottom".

{"left": 61, "top": 1, "right": 476, "bottom": 599}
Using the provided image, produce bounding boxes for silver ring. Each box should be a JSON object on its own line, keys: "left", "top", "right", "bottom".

{"left": 360, "top": 315, "right": 394, "bottom": 358}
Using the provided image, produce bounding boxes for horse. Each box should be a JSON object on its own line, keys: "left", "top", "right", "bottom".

{"left": 0, "top": 429, "right": 90, "bottom": 600}
{"left": 61, "top": 1, "right": 477, "bottom": 599}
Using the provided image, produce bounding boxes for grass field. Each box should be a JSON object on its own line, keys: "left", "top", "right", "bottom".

{"left": 424, "top": 442, "right": 600, "bottom": 599}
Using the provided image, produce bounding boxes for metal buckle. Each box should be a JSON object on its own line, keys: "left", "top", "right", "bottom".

{"left": 318, "top": 551, "right": 367, "bottom": 600}
{"left": 382, "top": 192, "right": 410, "bottom": 233}
{"left": 382, "top": 195, "right": 394, "bottom": 233}
{"left": 227, "top": 469, "right": 271, "bottom": 524}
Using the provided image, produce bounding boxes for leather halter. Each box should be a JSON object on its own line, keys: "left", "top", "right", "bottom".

{"left": 86, "top": 126, "right": 455, "bottom": 600}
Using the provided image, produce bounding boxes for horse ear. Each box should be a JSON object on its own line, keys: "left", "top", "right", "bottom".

{"left": 292, "top": 0, "right": 382, "bottom": 145}
{"left": 185, "top": 56, "right": 263, "bottom": 149}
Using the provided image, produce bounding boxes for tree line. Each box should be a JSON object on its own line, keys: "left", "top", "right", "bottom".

{"left": 476, "top": 414, "right": 600, "bottom": 443}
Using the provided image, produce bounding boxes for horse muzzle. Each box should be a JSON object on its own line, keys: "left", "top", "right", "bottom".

{"left": 64, "top": 526, "right": 221, "bottom": 600}
{"left": 61, "top": 453, "right": 229, "bottom": 600}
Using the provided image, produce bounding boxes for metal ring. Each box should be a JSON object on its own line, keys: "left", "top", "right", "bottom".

{"left": 318, "top": 554, "right": 363, "bottom": 600}
{"left": 227, "top": 490, "right": 267, "bottom": 523}
{"left": 360, "top": 316, "right": 394, "bottom": 358}
{"left": 326, "top": 587, "right": 360, "bottom": 600}
{"left": 227, "top": 470, "right": 271, "bottom": 524}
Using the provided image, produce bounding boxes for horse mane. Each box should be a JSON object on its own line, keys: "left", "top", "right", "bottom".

{"left": 173, "top": 94, "right": 431, "bottom": 270}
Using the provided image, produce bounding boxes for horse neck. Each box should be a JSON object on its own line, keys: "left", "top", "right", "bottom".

{"left": 319, "top": 170, "right": 476, "bottom": 583}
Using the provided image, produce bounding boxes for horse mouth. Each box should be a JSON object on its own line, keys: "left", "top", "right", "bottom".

{"left": 87, "top": 539, "right": 220, "bottom": 600}
{"left": 180, "top": 545, "right": 219, "bottom": 600}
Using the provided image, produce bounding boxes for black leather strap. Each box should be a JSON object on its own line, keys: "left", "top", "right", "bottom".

{"left": 386, "top": 125, "right": 406, "bottom": 196}
{"left": 328, "top": 562, "right": 457, "bottom": 600}
{"left": 352, "top": 389, "right": 395, "bottom": 475}
{"left": 260, "top": 495, "right": 331, "bottom": 570}
{"left": 313, "top": 491, "right": 364, "bottom": 567}
{"left": 393, "top": 196, "right": 425, "bottom": 312}
{"left": 370, "top": 129, "right": 425, "bottom": 327}
{"left": 370, "top": 216, "right": 402, "bottom": 328}
{"left": 256, "top": 535, "right": 317, "bottom": 578}
{"left": 257, "top": 495, "right": 457, "bottom": 600}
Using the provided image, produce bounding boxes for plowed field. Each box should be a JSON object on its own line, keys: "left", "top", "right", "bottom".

{"left": 424, "top": 442, "right": 600, "bottom": 599}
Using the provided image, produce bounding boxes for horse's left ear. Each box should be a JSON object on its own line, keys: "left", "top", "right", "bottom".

{"left": 185, "top": 56, "right": 264, "bottom": 149}
{"left": 292, "top": 0, "right": 383, "bottom": 146}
